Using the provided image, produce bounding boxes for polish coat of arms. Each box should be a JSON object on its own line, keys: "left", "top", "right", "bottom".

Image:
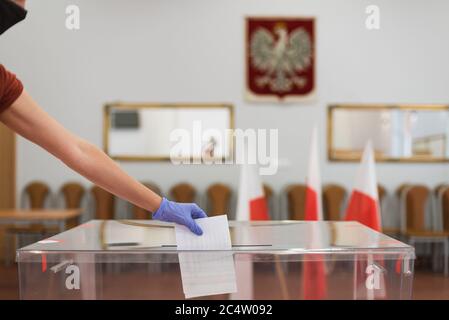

{"left": 246, "top": 18, "right": 315, "bottom": 101}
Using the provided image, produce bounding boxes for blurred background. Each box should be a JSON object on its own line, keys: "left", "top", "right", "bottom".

{"left": 1, "top": 0, "right": 449, "bottom": 299}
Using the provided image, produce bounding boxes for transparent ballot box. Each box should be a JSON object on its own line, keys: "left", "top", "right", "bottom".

{"left": 17, "top": 220, "right": 415, "bottom": 300}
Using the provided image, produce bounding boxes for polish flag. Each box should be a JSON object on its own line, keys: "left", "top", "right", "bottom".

{"left": 304, "top": 126, "right": 323, "bottom": 221}
{"left": 345, "top": 141, "right": 385, "bottom": 299}
{"left": 232, "top": 162, "right": 269, "bottom": 300}
{"left": 302, "top": 126, "right": 327, "bottom": 300}
{"left": 236, "top": 162, "right": 270, "bottom": 221}
{"left": 344, "top": 141, "right": 381, "bottom": 231}
{"left": 302, "top": 226, "right": 327, "bottom": 300}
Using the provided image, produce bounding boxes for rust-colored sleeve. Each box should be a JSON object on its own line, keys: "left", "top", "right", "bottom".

{"left": 0, "top": 64, "right": 24, "bottom": 114}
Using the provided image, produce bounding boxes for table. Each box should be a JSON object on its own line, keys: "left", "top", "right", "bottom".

{"left": 0, "top": 209, "right": 82, "bottom": 264}
{"left": 0, "top": 209, "right": 82, "bottom": 233}
{"left": 17, "top": 220, "right": 415, "bottom": 300}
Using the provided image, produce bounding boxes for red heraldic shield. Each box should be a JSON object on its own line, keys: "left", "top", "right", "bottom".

{"left": 246, "top": 17, "right": 315, "bottom": 101}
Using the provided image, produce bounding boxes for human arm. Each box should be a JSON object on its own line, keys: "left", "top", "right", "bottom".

{"left": 0, "top": 90, "right": 207, "bottom": 234}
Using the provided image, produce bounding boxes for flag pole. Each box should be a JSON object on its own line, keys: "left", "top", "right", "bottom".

{"left": 274, "top": 256, "right": 290, "bottom": 299}
{"left": 352, "top": 258, "right": 358, "bottom": 300}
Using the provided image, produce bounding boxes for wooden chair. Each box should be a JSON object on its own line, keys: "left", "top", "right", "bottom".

{"left": 285, "top": 184, "right": 306, "bottom": 220}
{"left": 434, "top": 184, "right": 449, "bottom": 230}
{"left": 263, "top": 184, "right": 273, "bottom": 201}
{"left": 170, "top": 183, "right": 196, "bottom": 203}
{"left": 24, "top": 181, "right": 50, "bottom": 209}
{"left": 132, "top": 182, "right": 162, "bottom": 219}
{"left": 377, "top": 184, "right": 386, "bottom": 203}
{"left": 434, "top": 184, "right": 448, "bottom": 196}
{"left": 399, "top": 185, "right": 449, "bottom": 275}
{"left": 401, "top": 186, "right": 431, "bottom": 234}
{"left": 5, "top": 181, "right": 53, "bottom": 265}
{"left": 61, "top": 182, "right": 85, "bottom": 228}
{"left": 378, "top": 184, "right": 402, "bottom": 236}
{"left": 263, "top": 184, "right": 276, "bottom": 219}
{"left": 396, "top": 184, "right": 411, "bottom": 198}
{"left": 377, "top": 184, "right": 399, "bottom": 235}
{"left": 322, "top": 184, "right": 346, "bottom": 221}
{"left": 16, "top": 182, "right": 52, "bottom": 231}
{"left": 206, "top": 183, "right": 232, "bottom": 217}
{"left": 436, "top": 186, "right": 449, "bottom": 233}
{"left": 91, "top": 186, "right": 115, "bottom": 219}
{"left": 61, "top": 182, "right": 85, "bottom": 209}
{"left": 437, "top": 185, "right": 449, "bottom": 275}
{"left": 382, "top": 183, "right": 412, "bottom": 236}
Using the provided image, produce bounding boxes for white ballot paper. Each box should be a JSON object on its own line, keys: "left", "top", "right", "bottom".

{"left": 175, "top": 215, "right": 237, "bottom": 299}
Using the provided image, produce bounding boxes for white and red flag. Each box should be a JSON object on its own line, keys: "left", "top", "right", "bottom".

{"left": 304, "top": 126, "right": 323, "bottom": 221}
{"left": 344, "top": 141, "right": 381, "bottom": 231}
{"left": 345, "top": 141, "right": 386, "bottom": 299}
{"left": 236, "top": 162, "right": 270, "bottom": 221}
{"left": 302, "top": 126, "right": 327, "bottom": 300}
{"left": 232, "top": 154, "right": 270, "bottom": 300}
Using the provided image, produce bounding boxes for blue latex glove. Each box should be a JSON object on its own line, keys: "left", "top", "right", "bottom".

{"left": 152, "top": 197, "right": 207, "bottom": 235}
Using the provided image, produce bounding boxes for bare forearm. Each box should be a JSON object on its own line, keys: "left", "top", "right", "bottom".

{"left": 65, "top": 139, "right": 162, "bottom": 213}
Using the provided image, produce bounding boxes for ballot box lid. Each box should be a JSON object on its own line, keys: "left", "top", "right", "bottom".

{"left": 17, "top": 220, "right": 414, "bottom": 263}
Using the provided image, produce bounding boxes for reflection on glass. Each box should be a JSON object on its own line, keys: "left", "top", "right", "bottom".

{"left": 179, "top": 252, "right": 237, "bottom": 298}
{"left": 105, "top": 104, "right": 233, "bottom": 161}
{"left": 329, "top": 105, "right": 449, "bottom": 161}
{"left": 17, "top": 221, "right": 415, "bottom": 300}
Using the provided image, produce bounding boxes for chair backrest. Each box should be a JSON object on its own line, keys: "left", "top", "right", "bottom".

{"left": 396, "top": 184, "right": 411, "bottom": 197}
{"left": 61, "top": 182, "right": 85, "bottom": 209}
{"left": 377, "top": 184, "right": 386, "bottom": 203}
{"left": 170, "top": 183, "right": 196, "bottom": 203}
{"left": 437, "top": 186, "right": 449, "bottom": 232}
{"left": 143, "top": 182, "right": 162, "bottom": 196}
{"left": 377, "top": 184, "right": 387, "bottom": 218}
{"left": 322, "top": 184, "right": 346, "bottom": 221}
{"left": 133, "top": 206, "right": 150, "bottom": 220}
{"left": 263, "top": 184, "right": 273, "bottom": 201}
{"left": 434, "top": 184, "right": 448, "bottom": 196}
{"left": 132, "top": 182, "right": 162, "bottom": 219}
{"left": 286, "top": 184, "right": 306, "bottom": 220}
{"left": 403, "top": 185, "right": 430, "bottom": 232}
{"left": 61, "top": 182, "right": 85, "bottom": 228}
{"left": 91, "top": 186, "right": 115, "bottom": 219}
{"left": 24, "top": 181, "right": 50, "bottom": 209}
{"left": 263, "top": 184, "right": 276, "bottom": 219}
{"left": 206, "top": 183, "right": 232, "bottom": 216}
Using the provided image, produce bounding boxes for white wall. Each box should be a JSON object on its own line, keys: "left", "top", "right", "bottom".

{"left": 1, "top": 0, "right": 449, "bottom": 209}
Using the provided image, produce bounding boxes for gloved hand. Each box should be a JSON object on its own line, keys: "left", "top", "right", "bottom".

{"left": 152, "top": 197, "right": 207, "bottom": 235}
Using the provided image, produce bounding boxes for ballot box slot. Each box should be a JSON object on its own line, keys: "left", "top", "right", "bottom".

{"left": 155, "top": 245, "right": 274, "bottom": 250}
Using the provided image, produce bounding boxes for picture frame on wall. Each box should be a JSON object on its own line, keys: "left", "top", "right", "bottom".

{"left": 245, "top": 17, "right": 316, "bottom": 102}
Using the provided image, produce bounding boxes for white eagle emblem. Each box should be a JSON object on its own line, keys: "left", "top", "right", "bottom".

{"left": 250, "top": 24, "right": 313, "bottom": 92}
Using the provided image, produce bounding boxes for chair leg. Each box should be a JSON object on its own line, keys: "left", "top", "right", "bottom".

{"left": 15, "top": 234, "right": 20, "bottom": 262}
{"left": 4, "top": 233, "right": 12, "bottom": 266}
{"left": 432, "top": 243, "right": 438, "bottom": 273}
{"left": 443, "top": 239, "right": 449, "bottom": 277}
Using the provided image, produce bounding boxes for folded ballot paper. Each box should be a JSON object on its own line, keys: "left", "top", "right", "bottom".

{"left": 175, "top": 215, "right": 237, "bottom": 299}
